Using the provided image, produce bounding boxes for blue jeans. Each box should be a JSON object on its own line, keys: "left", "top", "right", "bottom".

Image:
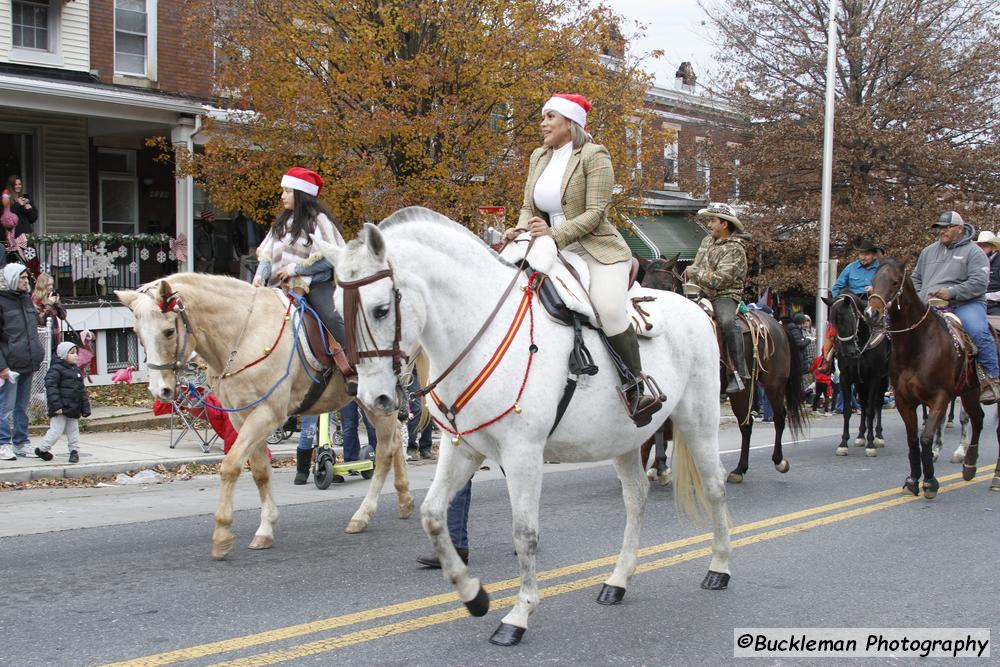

{"left": 297, "top": 414, "right": 318, "bottom": 451}
{"left": 952, "top": 301, "right": 1000, "bottom": 377}
{"left": 405, "top": 375, "right": 433, "bottom": 454}
{"left": 0, "top": 371, "right": 34, "bottom": 446}
{"left": 448, "top": 479, "right": 472, "bottom": 550}
{"left": 340, "top": 401, "right": 376, "bottom": 462}
{"left": 756, "top": 382, "right": 773, "bottom": 420}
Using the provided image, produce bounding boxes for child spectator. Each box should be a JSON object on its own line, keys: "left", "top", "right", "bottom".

{"left": 35, "top": 341, "right": 91, "bottom": 463}
{"left": 810, "top": 354, "right": 832, "bottom": 413}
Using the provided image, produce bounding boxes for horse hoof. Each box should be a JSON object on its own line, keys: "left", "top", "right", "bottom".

{"left": 854, "top": 438, "right": 865, "bottom": 447}
{"left": 932, "top": 452, "right": 939, "bottom": 463}
{"left": 646, "top": 468, "right": 657, "bottom": 482}
{"left": 658, "top": 469, "right": 672, "bottom": 486}
{"left": 902, "top": 478, "right": 919, "bottom": 496}
{"left": 990, "top": 476, "right": 1000, "bottom": 492}
{"left": 344, "top": 520, "right": 369, "bottom": 534}
{"left": 962, "top": 464, "right": 977, "bottom": 482}
{"left": 211, "top": 533, "right": 235, "bottom": 560}
{"left": 489, "top": 623, "right": 525, "bottom": 646}
{"left": 701, "top": 570, "right": 730, "bottom": 590}
{"left": 247, "top": 535, "right": 273, "bottom": 550}
{"left": 874, "top": 438, "right": 885, "bottom": 447}
{"left": 950, "top": 452, "right": 966, "bottom": 464}
{"left": 865, "top": 448, "right": 877, "bottom": 458}
{"left": 464, "top": 585, "right": 490, "bottom": 617}
{"left": 775, "top": 460, "right": 790, "bottom": 474}
{"left": 923, "top": 478, "right": 939, "bottom": 499}
{"left": 726, "top": 472, "right": 744, "bottom": 484}
{"left": 835, "top": 447, "right": 848, "bottom": 456}
{"left": 399, "top": 498, "right": 415, "bottom": 519}
{"left": 596, "top": 584, "right": 626, "bottom": 605}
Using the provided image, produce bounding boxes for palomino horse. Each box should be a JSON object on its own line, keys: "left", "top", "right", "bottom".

{"left": 314, "top": 208, "right": 732, "bottom": 647}
{"left": 116, "top": 274, "right": 421, "bottom": 559}
{"left": 824, "top": 292, "right": 889, "bottom": 456}
{"left": 864, "top": 259, "right": 1000, "bottom": 495}
{"left": 640, "top": 256, "right": 808, "bottom": 483}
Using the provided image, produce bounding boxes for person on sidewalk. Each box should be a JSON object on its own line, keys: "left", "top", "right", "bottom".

{"left": 417, "top": 478, "right": 472, "bottom": 567}
{"left": 35, "top": 342, "right": 91, "bottom": 463}
{"left": 405, "top": 375, "right": 436, "bottom": 461}
{"left": 340, "top": 400, "right": 377, "bottom": 478}
{"left": 0, "top": 263, "right": 45, "bottom": 461}
{"left": 294, "top": 415, "right": 318, "bottom": 485}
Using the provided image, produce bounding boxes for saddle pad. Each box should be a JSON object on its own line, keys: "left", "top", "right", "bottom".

{"left": 941, "top": 311, "right": 977, "bottom": 356}
{"left": 500, "top": 234, "right": 668, "bottom": 337}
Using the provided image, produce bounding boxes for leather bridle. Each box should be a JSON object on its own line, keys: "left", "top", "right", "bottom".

{"left": 337, "top": 267, "right": 407, "bottom": 377}
{"left": 142, "top": 290, "right": 195, "bottom": 376}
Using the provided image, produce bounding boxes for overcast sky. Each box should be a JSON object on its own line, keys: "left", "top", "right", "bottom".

{"left": 604, "top": 0, "right": 719, "bottom": 88}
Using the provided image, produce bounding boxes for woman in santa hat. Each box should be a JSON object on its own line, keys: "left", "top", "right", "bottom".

{"left": 253, "top": 167, "right": 349, "bottom": 485}
{"left": 505, "top": 94, "right": 660, "bottom": 426}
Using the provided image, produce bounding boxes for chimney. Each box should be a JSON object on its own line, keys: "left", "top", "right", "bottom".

{"left": 674, "top": 62, "right": 697, "bottom": 93}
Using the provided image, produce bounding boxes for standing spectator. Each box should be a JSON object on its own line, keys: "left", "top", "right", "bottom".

{"left": 231, "top": 211, "right": 266, "bottom": 282}
{"left": 340, "top": 400, "right": 377, "bottom": 471}
{"left": 294, "top": 414, "right": 318, "bottom": 485}
{"left": 194, "top": 209, "right": 217, "bottom": 273}
{"left": 405, "top": 375, "right": 436, "bottom": 461}
{"left": 796, "top": 313, "right": 817, "bottom": 362}
{"left": 756, "top": 381, "right": 774, "bottom": 423}
{"left": 416, "top": 479, "right": 472, "bottom": 567}
{"left": 6, "top": 176, "right": 37, "bottom": 237}
{"left": 34, "top": 342, "right": 90, "bottom": 463}
{"left": 810, "top": 354, "right": 832, "bottom": 413}
{"left": 32, "top": 273, "right": 66, "bottom": 353}
{"left": 0, "top": 263, "right": 45, "bottom": 461}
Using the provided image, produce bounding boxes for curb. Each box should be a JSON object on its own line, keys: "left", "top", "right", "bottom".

{"left": 0, "top": 450, "right": 297, "bottom": 484}
{"left": 28, "top": 414, "right": 170, "bottom": 436}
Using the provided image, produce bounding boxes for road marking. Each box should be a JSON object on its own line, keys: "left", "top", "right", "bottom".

{"left": 201, "top": 476, "right": 989, "bottom": 666}
{"left": 102, "top": 468, "right": 990, "bottom": 667}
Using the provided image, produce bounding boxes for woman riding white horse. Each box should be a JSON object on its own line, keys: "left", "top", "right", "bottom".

{"left": 315, "top": 209, "right": 732, "bottom": 647}
{"left": 504, "top": 93, "right": 660, "bottom": 426}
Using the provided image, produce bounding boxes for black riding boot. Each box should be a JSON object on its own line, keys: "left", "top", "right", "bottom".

{"left": 724, "top": 325, "right": 751, "bottom": 394}
{"left": 294, "top": 448, "right": 312, "bottom": 485}
{"left": 607, "top": 329, "right": 663, "bottom": 427}
{"left": 308, "top": 280, "right": 357, "bottom": 395}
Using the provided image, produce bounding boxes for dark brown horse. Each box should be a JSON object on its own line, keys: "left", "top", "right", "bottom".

{"left": 863, "top": 258, "right": 1000, "bottom": 495}
{"left": 640, "top": 255, "right": 808, "bottom": 483}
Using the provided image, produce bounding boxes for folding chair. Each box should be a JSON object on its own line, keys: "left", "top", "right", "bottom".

{"left": 167, "top": 363, "right": 221, "bottom": 453}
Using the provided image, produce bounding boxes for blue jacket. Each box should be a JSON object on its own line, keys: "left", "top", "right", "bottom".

{"left": 832, "top": 259, "right": 879, "bottom": 296}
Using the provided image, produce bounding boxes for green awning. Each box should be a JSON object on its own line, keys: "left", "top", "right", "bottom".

{"left": 628, "top": 214, "right": 707, "bottom": 261}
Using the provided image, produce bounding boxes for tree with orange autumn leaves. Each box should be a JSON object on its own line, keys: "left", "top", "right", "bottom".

{"left": 184, "top": 0, "right": 668, "bottom": 236}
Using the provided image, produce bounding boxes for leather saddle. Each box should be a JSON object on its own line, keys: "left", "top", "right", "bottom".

{"left": 298, "top": 308, "right": 355, "bottom": 379}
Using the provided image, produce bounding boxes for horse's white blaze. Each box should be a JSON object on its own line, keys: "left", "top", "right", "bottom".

{"left": 326, "top": 208, "right": 731, "bottom": 639}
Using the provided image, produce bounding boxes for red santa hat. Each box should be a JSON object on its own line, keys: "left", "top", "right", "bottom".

{"left": 541, "top": 94, "right": 592, "bottom": 129}
{"left": 280, "top": 167, "right": 324, "bottom": 197}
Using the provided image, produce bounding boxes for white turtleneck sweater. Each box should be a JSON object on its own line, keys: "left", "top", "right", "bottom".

{"left": 532, "top": 142, "right": 574, "bottom": 224}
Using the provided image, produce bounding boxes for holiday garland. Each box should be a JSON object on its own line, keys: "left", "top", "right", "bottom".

{"left": 26, "top": 233, "right": 173, "bottom": 245}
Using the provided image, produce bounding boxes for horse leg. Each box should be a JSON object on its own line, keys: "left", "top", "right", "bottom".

{"left": 837, "top": 379, "right": 852, "bottom": 455}
{"left": 390, "top": 422, "right": 415, "bottom": 519}
{"left": 344, "top": 410, "right": 409, "bottom": 533}
{"left": 959, "top": 393, "right": 985, "bottom": 482}
{"left": 491, "top": 449, "right": 546, "bottom": 646}
{"left": 598, "top": 450, "right": 651, "bottom": 605}
{"left": 863, "top": 385, "right": 878, "bottom": 457}
{"left": 873, "top": 379, "right": 886, "bottom": 447}
{"left": 769, "top": 389, "right": 789, "bottom": 474}
{"left": 727, "top": 391, "right": 752, "bottom": 483}
{"left": 213, "top": 407, "right": 281, "bottom": 560}
{"left": 421, "top": 444, "right": 486, "bottom": 615}
{"left": 855, "top": 381, "right": 868, "bottom": 447}
{"left": 918, "top": 397, "right": 949, "bottom": 498}
{"left": 951, "top": 405, "right": 971, "bottom": 462}
{"left": 247, "top": 443, "right": 277, "bottom": 550}
{"left": 897, "top": 400, "right": 922, "bottom": 497}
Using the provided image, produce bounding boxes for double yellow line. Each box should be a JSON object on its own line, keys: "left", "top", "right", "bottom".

{"left": 106, "top": 470, "right": 991, "bottom": 667}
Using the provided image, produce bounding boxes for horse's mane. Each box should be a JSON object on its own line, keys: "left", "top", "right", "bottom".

{"left": 135, "top": 273, "right": 256, "bottom": 314}
{"left": 376, "top": 206, "right": 516, "bottom": 268}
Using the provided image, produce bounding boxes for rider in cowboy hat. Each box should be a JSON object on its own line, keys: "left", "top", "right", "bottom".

{"left": 685, "top": 202, "right": 751, "bottom": 394}
{"left": 913, "top": 211, "right": 1000, "bottom": 404}
{"left": 975, "top": 230, "right": 1000, "bottom": 317}
{"left": 832, "top": 237, "right": 881, "bottom": 298}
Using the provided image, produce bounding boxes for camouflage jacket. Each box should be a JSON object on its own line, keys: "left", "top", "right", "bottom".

{"left": 688, "top": 234, "right": 748, "bottom": 300}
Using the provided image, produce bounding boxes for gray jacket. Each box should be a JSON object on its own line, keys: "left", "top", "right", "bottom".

{"left": 911, "top": 224, "right": 989, "bottom": 306}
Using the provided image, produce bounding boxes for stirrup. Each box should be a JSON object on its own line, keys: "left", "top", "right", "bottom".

{"left": 617, "top": 373, "right": 666, "bottom": 427}
{"left": 725, "top": 374, "right": 746, "bottom": 395}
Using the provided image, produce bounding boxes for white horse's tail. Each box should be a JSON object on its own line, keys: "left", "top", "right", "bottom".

{"left": 671, "top": 428, "right": 731, "bottom": 527}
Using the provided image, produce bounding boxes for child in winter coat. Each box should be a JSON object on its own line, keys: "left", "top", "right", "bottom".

{"left": 35, "top": 341, "right": 91, "bottom": 463}
{"left": 810, "top": 354, "right": 832, "bottom": 413}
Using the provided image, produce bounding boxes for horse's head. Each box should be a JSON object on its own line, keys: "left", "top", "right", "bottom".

{"left": 313, "top": 224, "right": 424, "bottom": 414}
{"left": 864, "top": 259, "right": 905, "bottom": 327}
{"left": 825, "top": 292, "right": 864, "bottom": 357}
{"left": 115, "top": 279, "right": 194, "bottom": 402}
{"left": 641, "top": 254, "right": 683, "bottom": 293}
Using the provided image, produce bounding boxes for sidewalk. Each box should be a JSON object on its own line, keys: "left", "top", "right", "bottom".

{"left": 2, "top": 401, "right": 740, "bottom": 485}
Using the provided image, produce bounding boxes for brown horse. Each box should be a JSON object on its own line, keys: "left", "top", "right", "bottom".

{"left": 863, "top": 259, "right": 1000, "bottom": 495}
{"left": 640, "top": 255, "right": 808, "bottom": 483}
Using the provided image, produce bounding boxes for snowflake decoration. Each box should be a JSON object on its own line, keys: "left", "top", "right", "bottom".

{"left": 129, "top": 261, "right": 138, "bottom": 274}
{"left": 117, "top": 245, "right": 127, "bottom": 256}
{"left": 140, "top": 248, "right": 150, "bottom": 260}
{"left": 156, "top": 251, "right": 167, "bottom": 263}
{"left": 59, "top": 249, "right": 70, "bottom": 263}
{"left": 82, "top": 246, "right": 116, "bottom": 281}
{"left": 168, "top": 251, "right": 176, "bottom": 261}
{"left": 24, "top": 247, "right": 36, "bottom": 260}
{"left": 71, "top": 245, "right": 83, "bottom": 259}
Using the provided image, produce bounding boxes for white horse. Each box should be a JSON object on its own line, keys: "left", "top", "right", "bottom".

{"left": 314, "top": 207, "right": 732, "bottom": 646}
{"left": 116, "top": 274, "right": 420, "bottom": 559}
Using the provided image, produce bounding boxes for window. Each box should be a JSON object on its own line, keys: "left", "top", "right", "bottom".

{"left": 663, "top": 141, "right": 678, "bottom": 187}
{"left": 11, "top": 0, "right": 50, "bottom": 50}
{"left": 106, "top": 329, "right": 139, "bottom": 372}
{"left": 115, "top": 0, "right": 148, "bottom": 76}
{"left": 695, "top": 136, "right": 710, "bottom": 197}
{"left": 99, "top": 149, "right": 138, "bottom": 235}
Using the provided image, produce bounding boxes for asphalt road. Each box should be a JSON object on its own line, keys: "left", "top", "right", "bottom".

{"left": 1, "top": 410, "right": 998, "bottom": 666}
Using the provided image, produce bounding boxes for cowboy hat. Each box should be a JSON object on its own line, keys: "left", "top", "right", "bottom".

{"left": 696, "top": 202, "right": 743, "bottom": 231}
{"left": 976, "top": 230, "right": 1000, "bottom": 249}
{"left": 852, "top": 238, "right": 879, "bottom": 252}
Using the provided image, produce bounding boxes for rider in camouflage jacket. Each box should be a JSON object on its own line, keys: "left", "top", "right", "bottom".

{"left": 687, "top": 232, "right": 749, "bottom": 301}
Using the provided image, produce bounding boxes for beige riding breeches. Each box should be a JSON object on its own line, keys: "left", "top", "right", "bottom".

{"left": 564, "top": 242, "right": 631, "bottom": 336}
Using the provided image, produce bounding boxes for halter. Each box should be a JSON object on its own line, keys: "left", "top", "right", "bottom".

{"left": 831, "top": 294, "right": 862, "bottom": 344}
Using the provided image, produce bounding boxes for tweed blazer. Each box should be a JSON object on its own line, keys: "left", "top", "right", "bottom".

{"left": 516, "top": 142, "right": 631, "bottom": 264}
